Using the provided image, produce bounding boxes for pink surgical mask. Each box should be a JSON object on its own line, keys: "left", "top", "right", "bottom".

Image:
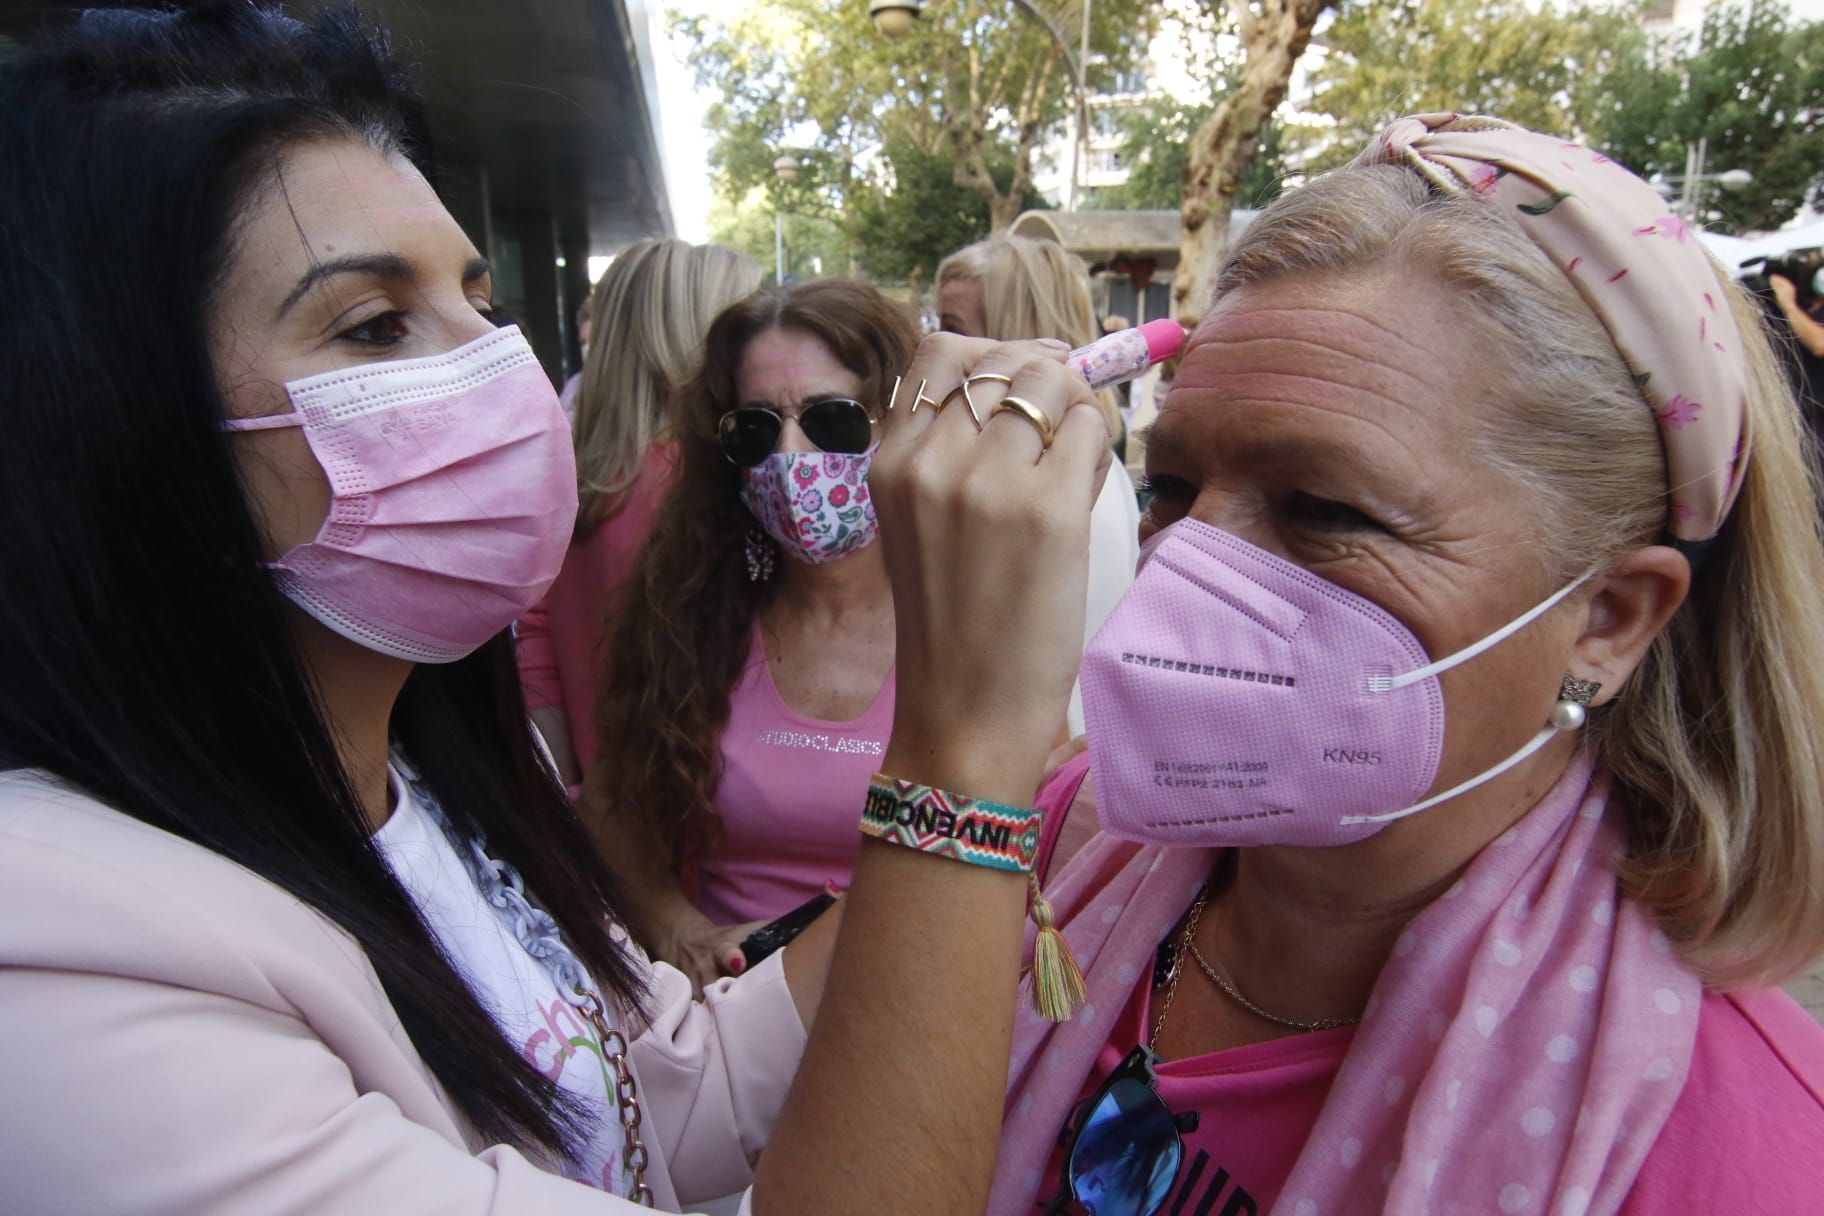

{"left": 223, "top": 326, "right": 577, "bottom": 663}
{"left": 1081, "top": 520, "right": 1589, "bottom": 848}
{"left": 739, "top": 449, "right": 879, "bottom": 566}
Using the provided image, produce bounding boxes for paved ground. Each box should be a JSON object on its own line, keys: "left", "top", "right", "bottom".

{"left": 1787, "top": 962, "right": 1824, "bottom": 1022}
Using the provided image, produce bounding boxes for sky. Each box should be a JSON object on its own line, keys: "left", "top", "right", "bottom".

{"left": 650, "top": 1, "right": 717, "bottom": 243}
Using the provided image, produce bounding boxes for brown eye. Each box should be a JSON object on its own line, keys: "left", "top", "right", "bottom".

{"left": 337, "top": 310, "right": 409, "bottom": 347}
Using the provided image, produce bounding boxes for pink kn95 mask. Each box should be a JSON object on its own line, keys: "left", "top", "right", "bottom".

{"left": 222, "top": 326, "right": 577, "bottom": 663}
{"left": 1080, "top": 520, "right": 1589, "bottom": 848}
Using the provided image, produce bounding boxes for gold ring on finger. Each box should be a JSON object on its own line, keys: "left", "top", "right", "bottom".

{"left": 990, "top": 395, "right": 1056, "bottom": 450}
{"left": 890, "top": 377, "right": 943, "bottom": 414}
{"left": 952, "top": 373, "right": 1013, "bottom": 429}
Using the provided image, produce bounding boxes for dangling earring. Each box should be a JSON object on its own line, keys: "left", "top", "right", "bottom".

{"left": 744, "top": 528, "right": 776, "bottom": 583}
{"left": 1550, "top": 674, "right": 1603, "bottom": 731}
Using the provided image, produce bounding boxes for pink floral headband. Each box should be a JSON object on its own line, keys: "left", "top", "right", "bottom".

{"left": 1355, "top": 113, "right": 1749, "bottom": 542}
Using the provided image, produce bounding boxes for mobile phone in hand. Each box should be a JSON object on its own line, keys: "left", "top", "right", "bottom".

{"left": 739, "top": 891, "right": 837, "bottom": 969}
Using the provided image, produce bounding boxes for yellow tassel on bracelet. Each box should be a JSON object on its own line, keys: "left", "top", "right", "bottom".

{"left": 1028, "top": 873, "right": 1086, "bottom": 1022}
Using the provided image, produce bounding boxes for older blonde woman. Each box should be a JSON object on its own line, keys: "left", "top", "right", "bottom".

{"left": 518, "top": 239, "right": 762, "bottom": 787}
{"left": 997, "top": 115, "right": 1824, "bottom": 1216}
{"left": 938, "top": 235, "right": 1143, "bottom": 736}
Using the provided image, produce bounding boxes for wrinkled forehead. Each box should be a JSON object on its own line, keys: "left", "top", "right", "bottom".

{"left": 735, "top": 326, "right": 863, "bottom": 400}
{"left": 1181, "top": 270, "right": 1447, "bottom": 367}
{"left": 1158, "top": 270, "right": 1497, "bottom": 464}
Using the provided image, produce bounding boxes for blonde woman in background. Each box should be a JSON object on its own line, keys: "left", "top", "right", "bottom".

{"left": 519, "top": 239, "right": 763, "bottom": 788}
{"left": 937, "top": 235, "right": 1143, "bottom": 738}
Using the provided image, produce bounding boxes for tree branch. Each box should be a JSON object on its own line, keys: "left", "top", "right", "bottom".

{"left": 1009, "top": 64, "right": 1054, "bottom": 198}
{"left": 1176, "top": 0, "right": 1335, "bottom": 317}
{"left": 969, "top": 40, "right": 983, "bottom": 128}
{"left": 1227, "top": 0, "right": 1260, "bottom": 47}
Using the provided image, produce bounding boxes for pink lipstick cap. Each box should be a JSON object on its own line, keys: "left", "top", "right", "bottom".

{"left": 1138, "top": 318, "right": 1186, "bottom": 363}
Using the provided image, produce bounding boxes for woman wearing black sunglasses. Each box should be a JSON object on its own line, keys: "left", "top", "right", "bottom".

{"left": 584, "top": 281, "right": 920, "bottom": 991}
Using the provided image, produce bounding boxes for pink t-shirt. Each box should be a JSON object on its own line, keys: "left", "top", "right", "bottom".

{"left": 690, "top": 625, "right": 894, "bottom": 926}
{"left": 1038, "top": 959, "right": 1824, "bottom": 1214}
{"left": 515, "top": 443, "right": 677, "bottom": 777}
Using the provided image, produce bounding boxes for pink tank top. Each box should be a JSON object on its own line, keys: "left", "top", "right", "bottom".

{"left": 691, "top": 625, "right": 894, "bottom": 926}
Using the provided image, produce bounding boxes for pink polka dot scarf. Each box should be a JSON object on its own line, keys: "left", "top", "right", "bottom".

{"left": 1355, "top": 113, "right": 1749, "bottom": 542}
{"left": 988, "top": 751, "right": 1701, "bottom": 1216}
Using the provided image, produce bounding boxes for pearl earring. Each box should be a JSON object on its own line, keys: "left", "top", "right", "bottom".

{"left": 1551, "top": 674, "right": 1603, "bottom": 731}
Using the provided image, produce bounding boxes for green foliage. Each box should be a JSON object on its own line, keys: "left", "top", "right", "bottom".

{"left": 848, "top": 136, "right": 1048, "bottom": 283}
{"left": 678, "top": 0, "right": 1157, "bottom": 277}
{"left": 1296, "top": 0, "right": 1824, "bottom": 231}
{"left": 1091, "top": 103, "right": 1290, "bottom": 212}
{"left": 706, "top": 187, "right": 849, "bottom": 286}
{"left": 1301, "top": 0, "right": 1647, "bottom": 169}
{"left": 1598, "top": 1, "right": 1824, "bottom": 232}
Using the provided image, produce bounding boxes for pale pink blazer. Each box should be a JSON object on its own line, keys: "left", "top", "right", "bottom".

{"left": 0, "top": 770, "right": 806, "bottom": 1214}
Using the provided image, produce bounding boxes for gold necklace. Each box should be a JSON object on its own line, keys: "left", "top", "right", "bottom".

{"left": 1152, "top": 882, "right": 1362, "bottom": 1045}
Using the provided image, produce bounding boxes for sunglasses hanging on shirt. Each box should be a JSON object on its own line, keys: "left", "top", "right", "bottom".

{"left": 717, "top": 397, "right": 877, "bottom": 467}
{"left": 1043, "top": 1045, "right": 1200, "bottom": 1216}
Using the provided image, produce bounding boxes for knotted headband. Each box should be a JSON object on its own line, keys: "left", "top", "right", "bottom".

{"left": 1354, "top": 114, "right": 1750, "bottom": 542}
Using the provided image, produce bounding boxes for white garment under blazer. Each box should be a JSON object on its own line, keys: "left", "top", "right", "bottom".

{"left": 0, "top": 769, "right": 806, "bottom": 1214}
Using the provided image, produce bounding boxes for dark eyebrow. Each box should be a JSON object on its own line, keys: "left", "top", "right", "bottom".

{"left": 276, "top": 252, "right": 413, "bottom": 319}
{"left": 1136, "top": 421, "right": 1185, "bottom": 457}
{"left": 274, "top": 254, "right": 489, "bottom": 321}
{"left": 738, "top": 392, "right": 862, "bottom": 411}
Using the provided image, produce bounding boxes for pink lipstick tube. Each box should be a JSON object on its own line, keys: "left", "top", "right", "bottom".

{"left": 1066, "top": 318, "right": 1186, "bottom": 390}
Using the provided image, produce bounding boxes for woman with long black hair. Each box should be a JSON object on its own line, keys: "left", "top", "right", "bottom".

{"left": 0, "top": 4, "right": 1109, "bottom": 1213}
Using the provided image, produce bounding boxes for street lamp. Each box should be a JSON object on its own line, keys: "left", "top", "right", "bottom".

{"left": 1652, "top": 139, "right": 1752, "bottom": 221}
{"left": 869, "top": 0, "right": 921, "bottom": 36}
{"left": 867, "top": 0, "right": 1093, "bottom": 212}
{"left": 1651, "top": 171, "right": 1754, "bottom": 196}
{"left": 772, "top": 153, "right": 801, "bottom": 284}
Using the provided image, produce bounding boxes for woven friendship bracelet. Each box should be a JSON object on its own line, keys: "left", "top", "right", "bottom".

{"left": 860, "top": 773, "right": 1044, "bottom": 874}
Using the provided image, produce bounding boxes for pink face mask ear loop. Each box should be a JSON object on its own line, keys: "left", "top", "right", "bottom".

{"left": 219, "top": 414, "right": 307, "bottom": 571}
{"left": 219, "top": 411, "right": 305, "bottom": 433}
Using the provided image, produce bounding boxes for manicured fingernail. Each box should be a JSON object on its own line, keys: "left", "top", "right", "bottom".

{"left": 823, "top": 880, "right": 846, "bottom": 896}
{"left": 728, "top": 955, "right": 746, "bottom": 974}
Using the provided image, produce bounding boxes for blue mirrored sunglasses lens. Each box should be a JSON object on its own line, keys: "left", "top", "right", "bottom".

{"left": 1066, "top": 1077, "right": 1182, "bottom": 1216}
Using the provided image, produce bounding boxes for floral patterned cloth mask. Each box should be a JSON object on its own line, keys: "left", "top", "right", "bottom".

{"left": 1357, "top": 114, "right": 1750, "bottom": 541}
{"left": 739, "top": 448, "right": 880, "bottom": 565}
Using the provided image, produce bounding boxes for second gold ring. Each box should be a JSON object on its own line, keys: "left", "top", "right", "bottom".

{"left": 989, "top": 396, "right": 1055, "bottom": 449}
{"left": 947, "top": 373, "right": 1013, "bottom": 429}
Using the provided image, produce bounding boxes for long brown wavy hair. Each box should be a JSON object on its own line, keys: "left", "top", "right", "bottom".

{"left": 585, "top": 280, "right": 920, "bottom": 896}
